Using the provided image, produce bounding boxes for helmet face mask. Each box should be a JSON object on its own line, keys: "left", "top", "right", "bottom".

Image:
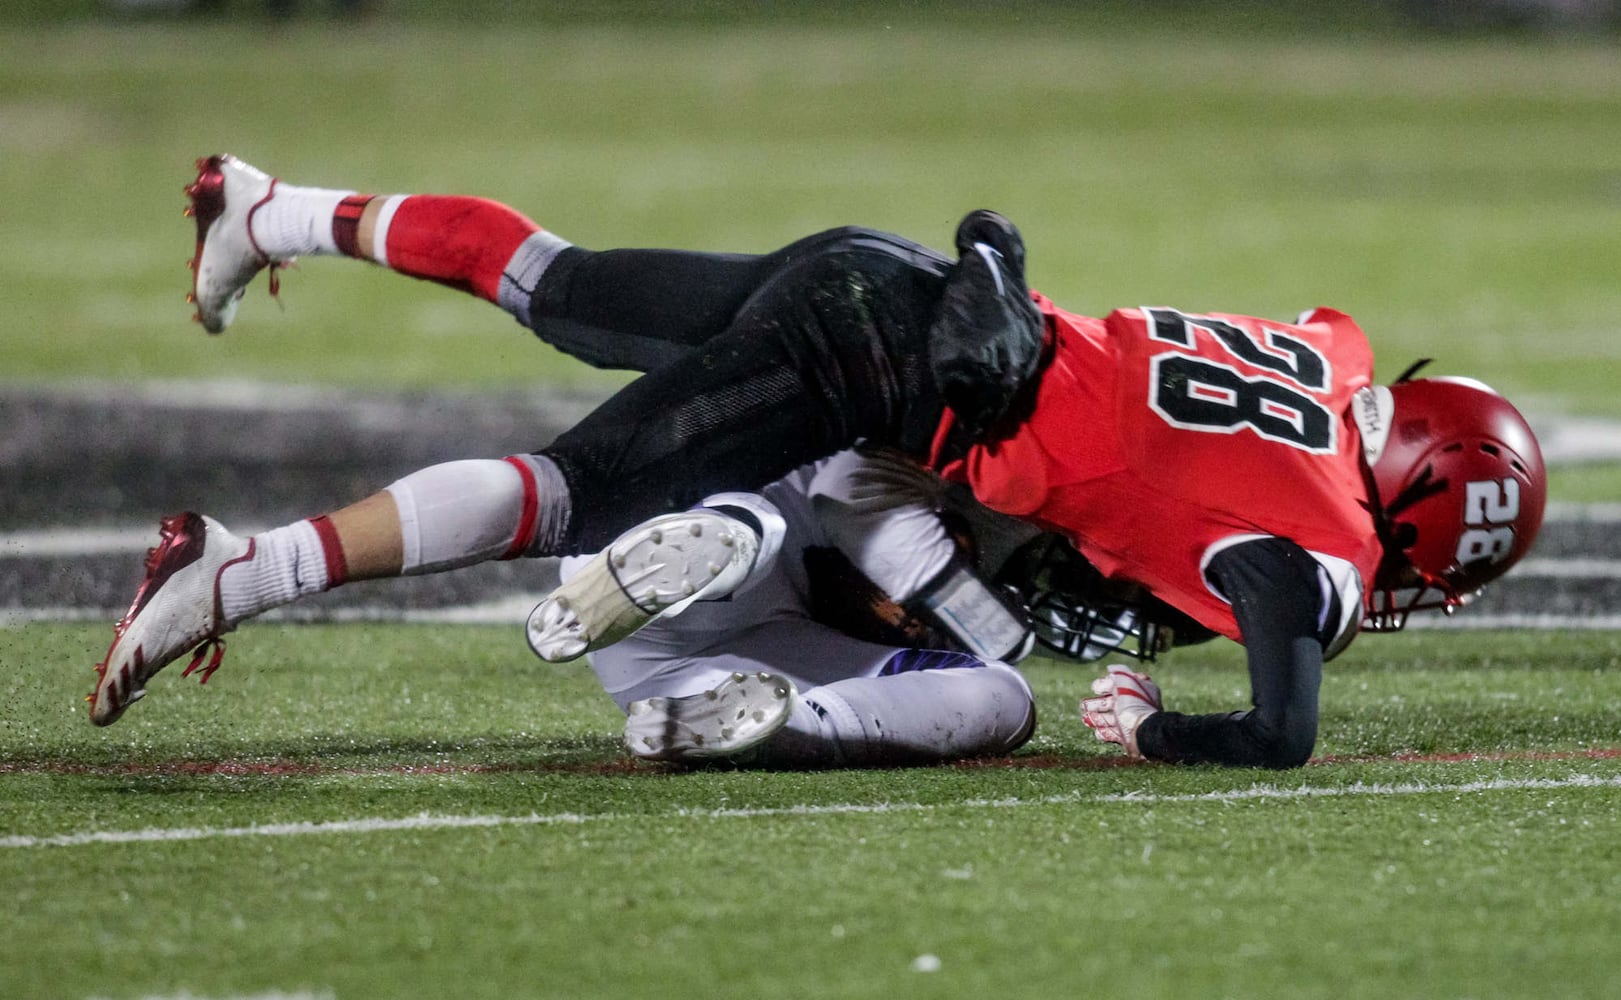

{"left": 996, "top": 534, "right": 1216, "bottom": 660}
{"left": 1362, "top": 376, "right": 1546, "bottom": 632}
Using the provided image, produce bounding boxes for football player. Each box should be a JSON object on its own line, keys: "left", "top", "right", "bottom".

{"left": 89, "top": 154, "right": 1546, "bottom": 773}
{"left": 529, "top": 447, "right": 1039, "bottom": 767}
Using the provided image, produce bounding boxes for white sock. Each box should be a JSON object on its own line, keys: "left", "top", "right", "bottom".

{"left": 248, "top": 182, "right": 359, "bottom": 259}
{"left": 753, "top": 662, "right": 1036, "bottom": 767}
{"left": 218, "top": 519, "right": 332, "bottom": 623}
{"left": 387, "top": 455, "right": 570, "bottom": 574}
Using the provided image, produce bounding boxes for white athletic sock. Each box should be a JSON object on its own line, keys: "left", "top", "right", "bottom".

{"left": 387, "top": 455, "right": 570, "bottom": 574}
{"left": 218, "top": 519, "right": 332, "bottom": 623}
{"left": 753, "top": 663, "right": 1036, "bottom": 767}
{"left": 248, "top": 182, "right": 359, "bottom": 259}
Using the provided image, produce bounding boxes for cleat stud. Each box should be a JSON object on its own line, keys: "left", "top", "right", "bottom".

{"left": 692, "top": 735, "right": 705, "bottom": 746}
{"left": 681, "top": 582, "right": 695, "bottom": 596}
{"left": 613, "top": 554, "right": 627, "bottom": 569}
{"left": 720, "top": 728, "right": 733, "bottom": 740}
{"left": 721, "top": 535, "right": 735, "bottom": 547}
{"left": 650, "top": 529, "right": 663, "bottom": 544}
{"left": 688, "top": 522, "right": 702, "bottom": 536}
{"left": 705, "top": 689, "right": 719, "bottom": 701}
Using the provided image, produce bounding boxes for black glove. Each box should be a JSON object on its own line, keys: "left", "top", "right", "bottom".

{"left": 927, "top": 209, "right": 1046, "bottom": 440}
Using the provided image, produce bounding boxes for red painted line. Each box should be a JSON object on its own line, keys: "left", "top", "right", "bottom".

{"left": 0, "top": 757, "right": 655, "bottom": 778}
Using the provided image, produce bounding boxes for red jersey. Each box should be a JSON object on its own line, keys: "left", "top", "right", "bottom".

{"left": 931, "top": 296, "right": 1383, "bottom": 641}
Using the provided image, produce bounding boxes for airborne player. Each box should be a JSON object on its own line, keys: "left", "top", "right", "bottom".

{"left": 89, "top": 154, "right": 1545, "bottom": 771}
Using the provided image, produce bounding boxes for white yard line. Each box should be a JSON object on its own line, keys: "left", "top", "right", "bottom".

{"left": 1511, "top": 557, "right": 1621, "bottom": 577}
{"left": 1405, "top": 612, "right": 1621, "bottom": 630}
{"left": 5, "top": 773, "right": 1617, "bottom": 850}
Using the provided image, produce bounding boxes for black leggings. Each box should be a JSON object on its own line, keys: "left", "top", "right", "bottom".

{"left": 528, "top": 227, "right": 954, "bottom": 552}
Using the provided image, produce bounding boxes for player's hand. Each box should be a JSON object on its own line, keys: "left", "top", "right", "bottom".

{"left": 927, "top": 209, "right": 1044, "bottom": 440}
{"left": 1079, "top": 664, "right": 1162, "bottom": 759}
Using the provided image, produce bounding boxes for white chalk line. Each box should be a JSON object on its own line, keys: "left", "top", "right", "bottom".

{"left": 5, "top": 773, "right": 1618, "bottom": 851}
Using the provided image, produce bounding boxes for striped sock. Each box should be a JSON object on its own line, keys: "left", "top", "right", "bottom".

{"left": 247, "top": 182, "right": 364, "bottom": 259}
{"left": 218, "top": 518, "right": 338, "bottom": 623}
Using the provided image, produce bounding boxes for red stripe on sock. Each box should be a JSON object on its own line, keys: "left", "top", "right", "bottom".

{"left": 331, "top": 194, "right": 377, "bottom": 258}
{"left": 383, "top": 195, "right": 540, "bottom": 303}
{"left": 500, "top": 455, "right": 540, "bottom": 560}
{"left": 308, "top": 515, "right": 349, "bottom": 587}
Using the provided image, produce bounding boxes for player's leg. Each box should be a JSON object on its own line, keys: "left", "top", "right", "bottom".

{"left": 187, "top": 152, "right": 567, "bottom": 332}
{"left": 539, "top": 231, "right": 953, "bottom": 554}
{"left": 526, "top": 490, "right": 785, "bottom": 663}
{"left": 96, "top": 231, "right": 947, "bottom": 724}
{"left": 761, "top": 655, "right": 1037, "bottom": 768}
{"left": 187, "top": 153, "right": 560, "bottom": 334}
{"left": 88, "top": 453, "right": 567, "bottom": 726}
{"left": 611, "top": 625, "right": 1036, "bottom": 767}
{"left": 186, "top": 154, "right": 816, "bottom": 372}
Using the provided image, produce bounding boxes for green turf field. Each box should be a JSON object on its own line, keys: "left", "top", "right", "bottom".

{"left": 3, "top": 16, "right": 1620, "bottom": 413}
{"left": 3, "top": 624, "right": 1620, "bottom": 999}
{"left": 3, "top": 12, "right": 1620, "bottom": 999}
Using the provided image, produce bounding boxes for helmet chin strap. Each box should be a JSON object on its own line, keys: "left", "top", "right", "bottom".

{"left": 1392, "top": 357, "right": 1433, "bottom": 383}
{"left": 1356, "top": 366, "right": 1447, "bottom": 626}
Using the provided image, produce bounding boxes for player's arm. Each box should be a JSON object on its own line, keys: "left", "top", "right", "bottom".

{"left": 807, "top": 448, "right": 1031, "bottom": 662}
{"left": 928, "top": 210, "right": 1047, "bottom": 441}
{"left": 1095, "top": 537, "right": 1347, "bottom": 769}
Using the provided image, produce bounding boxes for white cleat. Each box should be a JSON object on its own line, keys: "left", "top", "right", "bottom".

{"left": 184, "top": 153, "right": 286, "bottom": 334}
{"left": 89, "top": 512, "right": 253, "bottom": 726}
{"left": 624, "top": 671, "right": 796, "bottom": 763}
{"left": 526, "top": 509, "right": 759, "bottom": 662}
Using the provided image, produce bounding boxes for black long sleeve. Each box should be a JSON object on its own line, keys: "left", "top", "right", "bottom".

{"left": 1134, "top": 537, "right": 1341, "bottom": 769}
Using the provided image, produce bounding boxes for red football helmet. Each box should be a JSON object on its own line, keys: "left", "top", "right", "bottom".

{"left": 1362, "top": 374, "right": 1546, "bottom": 631}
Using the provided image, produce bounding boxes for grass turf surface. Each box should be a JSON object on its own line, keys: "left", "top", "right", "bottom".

{"left": 3, "top": 623, "right": 1620, "bottom": 999}
{"left": 3, "top": 21, "right": 1621, "bottom": 417}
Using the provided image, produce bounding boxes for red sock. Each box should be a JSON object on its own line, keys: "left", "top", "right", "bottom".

{"left": 382, "top": 195, "right": 541, "bottom": 303}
